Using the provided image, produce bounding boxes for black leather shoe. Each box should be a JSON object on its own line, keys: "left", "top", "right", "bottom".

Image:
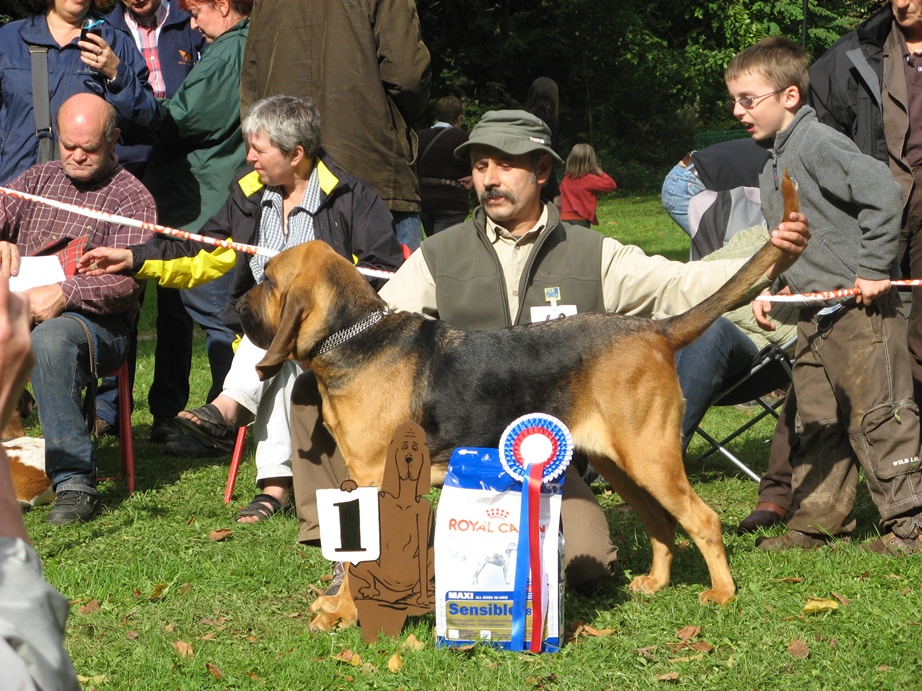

{"left": 150, "top": 416, "right": 182, "bottom": 443}
{"left": 47, "top": 490, "right": 101, "bottom": 525}
{"left": 164, "top": 434, "right": 226, "bottom": 458}
{"left": 737, "top": 503, "right": 787, "bottom": 534}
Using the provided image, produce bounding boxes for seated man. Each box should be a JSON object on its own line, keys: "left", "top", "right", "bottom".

{"left": 289, "top": 110, "right": 810, "bottom": 596}
{"left": 0, "top": 93, "right": 156, "bottom": 524}
{"left": 79, "top": 95, "right": 404, "bottom": 523}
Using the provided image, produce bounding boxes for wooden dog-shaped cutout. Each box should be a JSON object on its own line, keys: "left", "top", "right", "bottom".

{"left": 348, "top": 422, "right": 434, "bottom": 642}
{"left": 239, "top": 178, "right": 800, "bottom": 630}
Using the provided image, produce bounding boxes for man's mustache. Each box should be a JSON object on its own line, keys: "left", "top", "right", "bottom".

{"left": 479, "top": 188, "right": 516, "bottom": 204}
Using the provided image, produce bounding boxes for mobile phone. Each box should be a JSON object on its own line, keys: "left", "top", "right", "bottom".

{"left": 80, "top": 18, "right": 104, "bottom": 42}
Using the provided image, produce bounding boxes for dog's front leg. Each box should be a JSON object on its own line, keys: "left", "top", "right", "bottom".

{"left": 309, "top": 567, "right": 358, "bottom": 631}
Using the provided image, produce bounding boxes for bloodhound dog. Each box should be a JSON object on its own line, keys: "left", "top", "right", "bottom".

{"left": 238, "top": 180, "right": 799, "bottom": 628}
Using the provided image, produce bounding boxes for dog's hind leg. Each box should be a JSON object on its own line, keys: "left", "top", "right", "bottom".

{"left": 596, "top": 458, "right": 677, "bottom": 596}
{"left": 614, "top": 441, "right": 735, "bottom": 605}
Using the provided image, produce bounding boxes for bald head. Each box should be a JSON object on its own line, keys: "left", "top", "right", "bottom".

{"left": 55, "top": 94, "right": 119, "bottom": 183}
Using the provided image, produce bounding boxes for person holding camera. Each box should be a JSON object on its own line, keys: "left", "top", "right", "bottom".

{"left": 0, "top": 0, "right": 156, "bottom": 184}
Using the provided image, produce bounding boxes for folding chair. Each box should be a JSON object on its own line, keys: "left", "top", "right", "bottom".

{"left": 693, "top": 337, "right": 795, "bottom": 481}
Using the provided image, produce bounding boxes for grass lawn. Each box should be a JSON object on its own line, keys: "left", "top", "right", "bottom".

{"left": 21, "top": 192, "right": 922, "bottom": 690}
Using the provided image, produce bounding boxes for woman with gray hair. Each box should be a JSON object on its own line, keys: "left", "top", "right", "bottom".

{"left": 79, "top": 94, "right": 404, "bottom": 522}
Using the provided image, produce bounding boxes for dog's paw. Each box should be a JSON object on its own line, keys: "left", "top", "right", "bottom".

{"left": 697, "top": 587, "right": 735, "bottom": 606}
{"left": 307, "top": 594, "right": 358, "bottom": 631}
{"left": 628, "top": 574, "right": 667, "bottom": 595}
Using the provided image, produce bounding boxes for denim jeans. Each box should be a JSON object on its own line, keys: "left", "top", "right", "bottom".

{"left": 661, "top": 163, "right": 706, "bottom": 236}
{"left": 674, "top": 317, "right": 760, "bottom": 451}
{"left": 31, "top": 314, "right": 132, "bottom": 494}
{"left": 393, "top": 211, "right": 423, "bottom": 251}
{"left": 178, "top": 272, "right": 237, "bottom": 404}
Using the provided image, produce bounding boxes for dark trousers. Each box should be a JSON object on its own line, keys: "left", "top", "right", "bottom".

{"left": 901, "top": 166, "right": 922, "bottom": 407}
{"left": 786, "top": 295, "right": 922, "bottom": 539}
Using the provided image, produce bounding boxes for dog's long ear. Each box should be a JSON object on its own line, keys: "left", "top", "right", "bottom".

{"left": 380, "top": 432, "right": 402, "bottom": 498}
{"left": 416, "top": 427, "right": 431, "bottom": 496}
{"left": 256, "top": 291, "right": 303, "bottom": 380}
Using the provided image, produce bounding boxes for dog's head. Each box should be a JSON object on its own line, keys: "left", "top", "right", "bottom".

{"left": 237, "top": 242, "right": 383, "bottom": 380}
{"left": 381, "top": 422, "right": 430, "bottom": 499}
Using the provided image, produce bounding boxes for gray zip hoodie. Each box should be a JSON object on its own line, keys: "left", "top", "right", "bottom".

{"left": 759, "top": 105, "right": 902, "bottom": 294}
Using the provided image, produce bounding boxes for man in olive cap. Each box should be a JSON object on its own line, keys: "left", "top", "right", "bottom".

{"left": 290, "top": 110, "right": 811, "bottom": 593}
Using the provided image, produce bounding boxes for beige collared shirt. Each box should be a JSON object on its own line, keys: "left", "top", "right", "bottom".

{"left": 378, "top": 204, "right": 764, "bottom": 323}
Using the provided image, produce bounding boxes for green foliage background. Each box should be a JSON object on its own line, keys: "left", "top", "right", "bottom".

{"left": 415, "top": 0, "right": 881, "bottom": 190}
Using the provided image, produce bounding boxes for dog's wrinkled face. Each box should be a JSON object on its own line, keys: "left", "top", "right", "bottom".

{"left": 237, "top": 242, "right": 339, "bottom": 380}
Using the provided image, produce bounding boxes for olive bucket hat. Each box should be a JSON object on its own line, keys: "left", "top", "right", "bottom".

{"left": 454, "top": 109, "right": 564, "bottom": 163}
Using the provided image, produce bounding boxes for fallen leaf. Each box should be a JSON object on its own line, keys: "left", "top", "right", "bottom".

{"left": 782, "top": 615, "right": 806, "bottom": 621}
{"left": 688, "top": 641, "right": 714, "bottom": 654}
{"left": 656, "top": 672, "right": 680, "bottom": 682}
{"left": 361, "top": 662, "right": 376, "bottom": 673}
{"left": 787, "top": 639, "right": 810, "bottom": 660}
{"left": 172, "top": 640, "right": 194, "bottom": 659}
{"left": 287, "top": 612, "right": 301, "bottom": 618}
{"left": 778, "top": 576, "right": 804, "bottom": 583}
{"left": 402, "top": 634, "right": 424, "bottom": 651}
{"left": 79, "top": 600, "right": 100, "bottom": 615}
{"left": 634, "top": 645, "right": 657, "bottom": 659}
{"left": 669, "top": 654, "right": 703, "bottom": 663}
{"left": 802, "top": 597, "right": 838, "bottom": 614}
{"left": 126, "top": 631, "right": 139, "bottom": 640}
{"left": 178, "top": 582, "right": 193, "bottom": 595}
{"left": 878, "top": 665, "right": 889, "bottom": 672}
{"left": 859, "top": 571, "right": 870, "bottom": 580}
{"left": 149, "top": 583, "right": 169, "bottom": 601}
{"left": 245, "top": 635, "right": 258, "bottom": 643}
{"left": 187, "top": 515, "right": 195, "bottom": 526}
{"left": 350, "top": 653, "right": 364, "bottom": 667}
{"left": 163, "top": 622, "right": 176, "bottom": 632}
{"left": 205, "top": 662, "right": 224, "bottom": 680}
{"left": 676, "top": 625, "right": 701, "bottom": 641}
{"left": 199, "top": 633, "right": 215, "bottom": 641}
{"left": 831, "top": 592, "right": 850, "bottom": 607}
{"left": 132, "top": 589, "right": 142, "bottom": 598}
{"left": 388, "top": 653, "right": 403, "bottom": 673}
{"left": 200, "top": 617, "right": 226, "bottom": 626}
{"left": 246, "top": 672, "right": 259, "bottom": 681}
{"left": 209, "top": 528, "right": 232, "bottom": 542}
{"left": 336, "top": 649, "right": 355, "bottom": 664}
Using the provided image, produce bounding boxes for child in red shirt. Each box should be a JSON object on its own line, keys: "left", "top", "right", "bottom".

{"left": 559, "top": 143, "right": 618, "bottom": 227}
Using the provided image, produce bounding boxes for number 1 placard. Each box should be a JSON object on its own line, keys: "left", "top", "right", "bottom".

{"left": 316, "top": 486, "right": 381, "bottom": 564}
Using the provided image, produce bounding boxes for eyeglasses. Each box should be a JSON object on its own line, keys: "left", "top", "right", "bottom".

{"left": 724, "top": 89, "right": 784, "bottom": 112}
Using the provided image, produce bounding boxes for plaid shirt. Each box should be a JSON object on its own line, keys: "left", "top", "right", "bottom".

{"left": 249, "top": 168, "right": 322, "bottom": 283}
{"left": 123, "top": 0, "right": 171, "bottom": 98}
{"left": 0, "top": 161, "right": 155, "bottom": 316}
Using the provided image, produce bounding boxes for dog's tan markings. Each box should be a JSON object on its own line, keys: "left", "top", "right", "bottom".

{"left": 315, "top": 355, "right": 418, "bottom": 489}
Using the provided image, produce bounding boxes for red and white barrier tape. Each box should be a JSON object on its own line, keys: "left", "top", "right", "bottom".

{"left": 756, "top": 280, "right": 922, "bottom": 303}
{"left": 0, "top": 186, "right": 395, "bottom": 280}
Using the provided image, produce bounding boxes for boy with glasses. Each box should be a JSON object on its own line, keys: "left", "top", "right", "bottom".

{"left": 726, "top": 35, "right": 922, "bottom": 554}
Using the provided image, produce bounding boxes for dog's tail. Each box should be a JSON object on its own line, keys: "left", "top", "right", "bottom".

{"left": 659, "top": 171, "right": 799, "bottom": 352}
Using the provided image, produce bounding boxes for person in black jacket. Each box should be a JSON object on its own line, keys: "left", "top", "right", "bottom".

{"left": 810, "top": 0, "right": 922, "bottom": 404}
{"left": 79, "top": 95, "right": 404, "bottom": 523}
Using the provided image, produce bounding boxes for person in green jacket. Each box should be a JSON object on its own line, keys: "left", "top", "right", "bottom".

{"left": 141, "top": 0, "right": 252, "bottom": 454}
